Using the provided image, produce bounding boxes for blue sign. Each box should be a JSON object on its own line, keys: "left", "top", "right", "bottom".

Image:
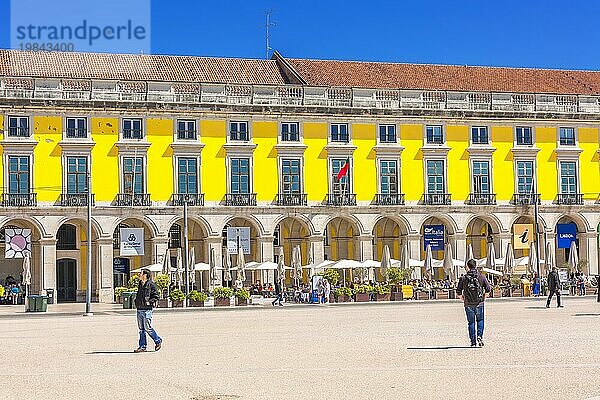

{"left": 113, "top": 257, "right": 130, "bottom": 274}
{"left": 557, "top": 224, "right": 577, "bottom": 249}
{"left": 424, "top": 225, "right": 445, "bottom": 251}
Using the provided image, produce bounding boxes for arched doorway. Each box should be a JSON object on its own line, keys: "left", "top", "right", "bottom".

{"left": 372, "top": 217, "right": 409, "bottom": 280}
{"left": 275, "top": 217, "right": 310, "bottom": 285}
{"left": 56, "top": 258, "right": 77, "bottom": 302}
{"left": 420, "top": 216, "right": 455, "bottom": 279}
{"left": 221, "top": 217, "right": 260, "bottom": 287}
{"left": 511, "top": 216, "right": 545, "bottom": 259}
{"left": 555, "top": 216, "right": 584, "bottom": 272}
{"left": 112, "top": 218, "right": 155, "bottom": 287}
{"left": 324, "top": 217, "right": 359, "bottom": 261}
{"left": 167, "top": 218, "right": 208, "bottom": 291}
{"left": 466, "top": 217, "right": 501, "bottom": 259}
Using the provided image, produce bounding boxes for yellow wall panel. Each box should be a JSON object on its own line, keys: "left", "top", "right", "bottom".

{"left": 200, "top": 120, "right": 227, "bottom": 202}
{"left": 491, "top": 126, "right": 514, "bottom": 201}
{"left": 578, "top": 127, "right": 600, "bottom": 201}
{"left": 0, "top": 115, "right": 3, "bottom": 190}
{"left": 401, "top": 124, "right": 424, "bottom": 201}
{"left": 446, "top": 125, "right": 469, "bottom": 201}
{"left": 91, "top": 117, "right": 119, "bottom": 202}
{"left": 536, "top": 126, "right": 558, "bottom": 200}
{"left": 252, "top": 121, "right": 278, "bottom": 201}
{"left": 303, "top": 122, "right": 328, "bottom": 202}
{"left": 146, "top": 118, "right": 173, "bottom": 201}
{"left": 33, "top": 116, "right": 62, "bottom": 202}
{"left": 352, "top": 123, "right": 376, "bottom": 201}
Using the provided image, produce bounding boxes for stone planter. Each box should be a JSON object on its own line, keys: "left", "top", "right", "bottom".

{"left": 354, "top": 293, "right": 370, "bottom": 302}
{"left": 171, "top": 300, "right": 184, "bottom": 308}
{"left": 188, "top": 300, "right": 204, "bottom": 307}
{"left": 337, "top": 294, "right": 351, "bottom": 302}
{"left": 235, "top": 298, "right": 248, "bottom": 306}
{"left": 375, "top": 293, "right": 391, "bottom": 301}
{"left": 391, "top": 292, "right": 403, "bottom": 301}
{"left": 214, "top": 297, "right": 231, "bottom": 306}
{"left": 511, "top": 288, "right": 523, "bottom": 297}
{"left": 436, "top": 290, "right": 449, "bottom": 300}
{"left": 156, "top": 299, "right": 170, "bottom": 308}
{"left": 416, "top": 291, "right": 430, "bottom": 300}
{"left": 492, "top": 288, "right": 502, "bottom": 298}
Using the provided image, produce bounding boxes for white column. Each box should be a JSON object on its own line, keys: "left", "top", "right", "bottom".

{"left": 96, "top": 238, "right": 114, "bottom": 303}
{"left": 453, "top": 234, "right": 466, "bottom": 262}
{"left": 257, "top": 236, "right": 274, "bottom": 262}
{"left": 308, "top": 235, "right": 325, "bottom": 264}
{"left": 205, "top": 236, "right": 223, "bottom": 286}
{"left": 581, "top": 233, "right": 598, "bottom": 276}
{"left": 498, "top": 233, "right": 511, "bottom": 259}
{"left": 39, "top": 239, "right": 57, "bottom": 298}
{"left": 358, "top": 235, "right": 373, "bottom": 261}
{"left": 151, "top": 237, "right": 169, "bottom": 264}
{"left": 407, "top": 234, "right": 422, "bottom": 279}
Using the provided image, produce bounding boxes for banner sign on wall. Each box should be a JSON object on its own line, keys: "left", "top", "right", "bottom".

{"left": 227, "top": 227, "right": 251, "bottom": 254}
{"left": 423, "top": 225, "right": 445, "bottom": 251}
{"left": 557, "top": 224, "right": 577, "bottom": 249}
{"left": 113, "top": 257, "right": 130, "bottom": 273}
{"left": 119, "top": 228, "right": 145, "bottom": 256}
{"left": 513, "top": 224, "right": 533, "bottom": 250}
{"left": 4, "top": 228, "right": 32, "bottom": 258}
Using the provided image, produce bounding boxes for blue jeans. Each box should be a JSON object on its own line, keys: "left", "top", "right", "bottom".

{"left": 464, "top": 304, "right": 484, "bottom": 345}
{"left": 136, "top": 309, "right": 161, "bottom": 349}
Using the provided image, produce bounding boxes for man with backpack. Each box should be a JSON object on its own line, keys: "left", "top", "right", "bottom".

{"left": 546, "top": 266, "right": 563, "bottom": 308}
{"left": 457, "top": 259, "right": 492, "bottom": 347}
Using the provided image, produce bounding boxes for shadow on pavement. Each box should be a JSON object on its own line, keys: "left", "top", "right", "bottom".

{"left": 86, "top": 351, "right": 136, "bottom": 355}
{"left": 574, "top": 313, "right": 600, "bottom": 317}
{"left": 407, "top": 346, "right": 476, "bottom": 350}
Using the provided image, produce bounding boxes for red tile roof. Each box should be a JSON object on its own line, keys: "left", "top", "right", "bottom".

{"left": 0, "top": 49, "right": 286, "bottom": 85}
{"left": 285, "top": 57, "right": 600, "bottom": 95}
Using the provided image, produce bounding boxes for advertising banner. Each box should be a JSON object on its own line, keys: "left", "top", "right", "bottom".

{"left": 513, "top": 224, "right": 533, "bottom": 250}
{"left": 4, "top": 228, "right": 32, "bottom": 258}
{"left": 423, "top": 225, "right": 445, "bottom": 251}
{"left": 227, "top": 227, "right": 251, "bottom": 254}
{"left": 119, "top": 228, "right": 145, "bottom": 256}
{"left": 557, "top": 224, "right": 577, "bottom": 249}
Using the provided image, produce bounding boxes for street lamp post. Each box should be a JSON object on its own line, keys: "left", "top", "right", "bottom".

{"left": 533, "top": 175, "right": 542, "bottom": 296}
{"left": 84, "top": 169, "right": 93, "bottom": 316}
{"left": 183, "top": 197, "right": 189, "bottom": 306}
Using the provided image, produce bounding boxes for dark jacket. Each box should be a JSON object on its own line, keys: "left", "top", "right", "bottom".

{"left": 135, "top": 279, "right": 160, "bottom": 310}
{"left": 548, "top": 271, "right": 560, "bottom": 292}
{"left": 274, "top": 280, "right": 282, "bottom": 295}
{"left": 457, "top": 269, "right": 492, "bottom": 306}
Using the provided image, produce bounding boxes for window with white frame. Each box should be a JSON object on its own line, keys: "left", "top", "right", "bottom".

{"left": 379, "top": 160, "right": 398, "bottom": 194}
{"left": 515, "top": 126, "right": 533, "bottom": 145}
{"left": 559, "top": 127, "right": 575, "bottom": 146}
{"left": 122, "top": 118, "right": 143, "bottom": 139}
{"left": 7, "top": 116, "right": 29, "bottom": 137}
{"left": 281, "top": 158, "right": 301, "bottom": 194}
{"left": 122, "top": 157, "right": 144, "bottom": 193}
{"left": 281, "top": 122, "right": 300, "bottom": 142}
{"left": 516, "top": 160, "right": 534, "bottom": 194}
{"left": 471, "top": 126, "right": 489, "bottom": 145}
{"left": 177, "top": 157, "right": 198, "bottom": 194}
{"left": 230, "top": 121, "right": 249, "bottom": 141}
{"left": 66, "top": 156, "right": 88, "bottom": 194}
{"left": 379, "top": 124, "right": 397, "bottom": 143}
{"left": 472, "top": 160, "right": 490, "bottom": 194}
{"left": 559, "top": 161, "right": 577, "bottom": 194}
{"left": 426, "top": 160, "right": 445, "bottom": 193}
{"left": 330, "top": 123, "right": 349, "bottom": 143}
{"left": 425, "top": 125, "right": 443, "bottom": 144}
{"left": 230, "top": 158, "right": 250, "bottom": 194}
{"left": 331, "top": 158, "right": 351, "bottom": 194}
{"left": 66, "top": 117, "right": 87, "bottom": 139}
{"left": 7, "top": 156, "right": 31, "bottom": 193}
{"left": 177, "top": 120, "right": 197, "bottom": 140}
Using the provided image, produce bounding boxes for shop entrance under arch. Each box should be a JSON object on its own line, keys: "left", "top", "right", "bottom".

{"left": 56, "top": 258, "right": 77, "bottom": 302}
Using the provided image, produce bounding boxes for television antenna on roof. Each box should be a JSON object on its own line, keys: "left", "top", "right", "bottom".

{"left": 265, "top": 10, "right": 276, "bottom": 59}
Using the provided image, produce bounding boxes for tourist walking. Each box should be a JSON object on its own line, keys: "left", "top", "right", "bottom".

{"left": 323, "top": 279, "right": 331, "bottom": 303}
{"left": 272, "top": 277, "right": 283, "bottom": 306}
{"left": 134, "top": 269, "right": 162, "bottom": 353}
{"left": 457, "top": 259, "right": 492, "bottom": 347}
{"left": 546, "top": 267, "right": 563, "bottom": 308}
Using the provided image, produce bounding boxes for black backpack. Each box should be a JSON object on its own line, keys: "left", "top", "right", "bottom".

{"left": 464, "top": 270, "right": 484, "bottom": 304}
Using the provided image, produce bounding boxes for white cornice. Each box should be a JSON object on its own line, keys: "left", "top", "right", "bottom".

{"left": 274, "top": 142, "right": 308, "bottom": 156}
{"left": 0, "top": 138, "right": 37, "bottom": 153}
{"left": 223, "top": 142, "right": 257, "bottom": 157}
{"left": 555, "top": 146, "right": 583, "bottom": 159}
{"left": 420, "top": 145, "right": 451, "bottom": 157}
{"left": 467, "top": 146, "right": 496, "bottom": 157}
{"left": 170, "top": 141, "right": 205, "bottom": 155}
{"left": 511, "top": 146, "right": 540, "bottom": 158}
{"left": 59, "top": 140, "right": 96, "bottom": 153}
{"left": 115, "top": 140, "right": 151, "bottom": 154}
{"left": 373, "top": 144, "right": 404, "bottom": 156}
{"left": 325, "top": 143, "right": 357, "bottom": 157}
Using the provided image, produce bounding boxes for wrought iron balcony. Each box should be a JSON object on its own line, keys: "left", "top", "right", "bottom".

{"left": 326, "top": 193, "right": 357, "bottom": 206}
{"left": 556, "top": 193, "right": 583, "bottom": 205}
{"left": 423, "top": 193, "right": 451, "bottom": 205}
{"left": 375, "top": 193, "right": 405, "bottom": 205}
{"left": 2, "top": 193, "right": 37, "bottom": 207}
{"left": 513, "top": 193, "right": 540, "bottom": 205}
{"left": 276, "top": 193, "right": 307, "bottom": 206}
{"left": 468, "top": 193, "right": 497, "bottom": 205}
{"left": 225, "top": 193, "right": 257, "bottom": 206}
{"left": 7, "top": 127, "right": 30, "bottom": 137}
{"left": 60, "top": 193, "right": 95, "bottom": 206}
{"left": 115, "top": 193, "right": 151, "bottom": 206}
{"left": 172, "top": 193, "right": 204, "bottom": 206}
{"left": 65, "top": 128, "right": 87, "bottom": 139}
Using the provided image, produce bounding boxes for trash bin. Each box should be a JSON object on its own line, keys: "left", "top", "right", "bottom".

{"left": 122, "top": 292, "right": 136, "bottom": 309}
{"left": 27, "top": 295, "right": 47, "bottom": 312}
{"left": 46, "top": 289, "right": 54, "bottom": 305}
{"left": 39, "top": 296, "right": 48, "bottom": 312}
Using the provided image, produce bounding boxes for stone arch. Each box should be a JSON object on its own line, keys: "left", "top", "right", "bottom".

{"left": 221, "top": 217, "right": 261, "bottom": 263}
{"left": 465, "top": 215, "right": 502, "bottom": 259}
{"left": 270, "top": 213, "right": 316, "bottom": 237}
{"left": 325, "top": 216, "right": 360, "bottom": 261}
{"left": 372, "top": 216, "right": 409, "bottom": 261}
{"left": 111, "top": 217, "right": 157, "bottom": 271}
{"left": 417, "top": 213, "right": 459, "bottom": 236}
{"left": 510, "top": 215, "right": 546, "bottom": 259}
{"left": 320, "top": 213, "right": 365, "bottom": 236}
{"left": 167, "top": 216, "right": 210, "bottom": 291}
{"left": 275, "top": 216, "right": 311, "bottom": 266}
{"left": 554, "top": 215, "right": 587, "bottom": 271}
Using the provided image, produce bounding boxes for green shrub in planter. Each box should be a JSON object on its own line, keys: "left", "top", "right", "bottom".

{"left": 169, "top": 289, "right": 185, "bottom": 301}
{"left": 509, "top": 277, "right": 522, "bottom": 288}
{"left": 387, "top": 267, "right": 413, "bottom": 285}
{"left": 373, "top": 285, "right": 391, "bottom": 295}
{"left": 213, "top": 286, "right": 234, "bottom": 299}
{"left": 187, "top": 290, "right": 207, "bottom": 302}
{"left": 128, "top": 275, "right": 140, "bottom": 289}
{"left": 322, "top": 268, "right": 340, "bottom": 285}
{"left": 234, "top": 287, "right": 250, "bottom": 300}
{"left": 334, "top": 287, "right": 353, "bottom": 297}
{"left": 114, "top": 286, "right": 129, "bottom": 297}
{"left": 154, "top": 274, "right": 170, "bottom": 298}
{"left": 355, "top": 284, "right": 373, "bottom": 294}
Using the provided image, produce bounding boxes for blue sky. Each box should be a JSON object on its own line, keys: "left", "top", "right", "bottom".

{"left": 1, "top": 0, "right": 600, "bottom": 70}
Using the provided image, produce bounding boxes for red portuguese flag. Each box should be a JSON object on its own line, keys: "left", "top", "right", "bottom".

{"left": 336, "top": 158, "right": 350, "bottom": 181}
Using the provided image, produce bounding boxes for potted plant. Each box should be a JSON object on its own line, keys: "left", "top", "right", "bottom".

{"left": 510, "top": 277, "right": 523, "bottom": 297}
{"left": 492, "top": 285, "right": 502, "bottom": 298}
{"left": 436, "top": 288, "right": 449, "bottom": 300}
{"left": 234, "top": 287, "right": 250, "bottom": 306}
{"left": 114, "top": 286, "right": 128, "bottom": 304}
{"left": 154, "top": 274, "right": 170, "bottom": 308}
{"left": 187, "top": 290, "right": 207, "bottom": 307}
{"left": 373, "top": 284, "right": 391, "bottom": 301}
{"left": 334, "top": 286, "right": 353, "bottom": 302}
{"left": 128, "top": 274, "right": 140, "bottom": 289}
{"left": 169, "top": 289, "right": 185, "bottom": 307}
{"left": 354, "top": 284, "right": 372, "bottom": 302}
{"left": 213, "top": 286, "right": 233, "bottom": 306}
{"left": 322, "top": 268, "right": 340, "bottom": 286}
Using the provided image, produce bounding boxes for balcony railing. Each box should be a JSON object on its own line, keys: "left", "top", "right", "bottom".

{"left": 468, "top": 193, "right": 497, "bottom": 205}
{"left": 7, "top": 77, "right": 600, "bottom": 115}
{"left": 556, "top": 193, "right": 583, "bottom": 205}
{"left": 225, "top": 193, "right": 257, "bottom": 206}
{"left": 423, "top": 193, "right": 451, "bottom": 205}
{"left": 276, "top": 193, "right": 307, "bottom": 206}
{"left": 115, "top": 193, "right": 151, "bottom": 206}
{"left": 375, "top": 193, "right": 405, "bottom": 205}
{"left": 60, "top": 193, "right": 95, "bottom": 206}
{"left": 2, "top": 193, "right": 37, "bottom": 207}
{"left": 172, "top": 193, "right": 204, "bottom": 206}
{"left": 326, "top": 193, "right": 357, "bottom": 206}
{"left": 65, "top": 128, "right": 87, "bottom": 139}
{"left": 7, "top": 127, "right": 30, "bottom": 137}
{"left": 513, "top": 193, "right": 541, "bottom": 205}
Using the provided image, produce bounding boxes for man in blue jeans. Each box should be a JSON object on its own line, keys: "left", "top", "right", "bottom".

{"left": 134, "top": 269, "right": 162, "bottom": 353}
{"left": 457, "top": 259, "right": 492, "bottom": 347}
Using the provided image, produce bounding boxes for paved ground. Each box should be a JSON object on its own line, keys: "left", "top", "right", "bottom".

{"left": 1, "top": 296, "right": 600, "bottom": 400}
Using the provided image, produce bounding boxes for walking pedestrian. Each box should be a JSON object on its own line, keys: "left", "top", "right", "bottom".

{"left": 546, "top": 266, "right": 563, "bottom": 308}
{"left": 457, "top": 259, "right": 492, "bottom": 347}
{"left": 323, "top": 279, "right": 331, "bottom": 303}
{"left": 272, "top": 276, "right": 283, "bottom": 306}
{"left": 134, "top": 269, "right": 162, "bottom": 353}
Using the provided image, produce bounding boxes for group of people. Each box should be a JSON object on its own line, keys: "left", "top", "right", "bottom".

{"left": 569, "top": 273, "right": 588, "bottom": 296}
{"left": 1, "top": 276, "right": 22, "bottom": 305}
